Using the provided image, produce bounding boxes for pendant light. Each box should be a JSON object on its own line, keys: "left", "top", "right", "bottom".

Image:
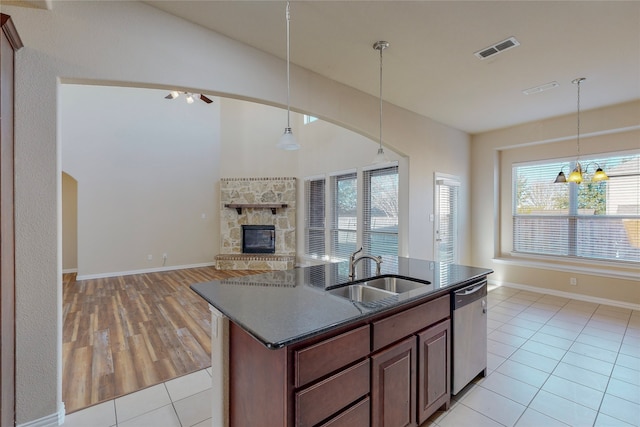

{"left": 372, "top": 41, "right": 389, "bottom": 164}
{"left": 554, "top": 77, "right": 608, "bottom": 184}
{"left": 277, "top": 1, "right": 300, "bottom": 150}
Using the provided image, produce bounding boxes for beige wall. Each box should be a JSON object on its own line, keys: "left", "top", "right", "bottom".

{"left": 61, "top": 84, "right": 221, "bottom": 278}
{"left": 4, "top": 2, "right": 470, "bottom": 423}
{"left": 471, "top": 100, "right": 640, "bottom": 305}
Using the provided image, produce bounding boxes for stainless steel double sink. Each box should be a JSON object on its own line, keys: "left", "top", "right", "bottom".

{"left": 328, "top": 276, "right": 430, "bottom": 303}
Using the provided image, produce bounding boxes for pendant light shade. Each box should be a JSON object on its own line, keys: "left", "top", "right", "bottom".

{"left": 592, "top": 167, "right": 609, "bottom": 182}
{"left": 372, "top": 41, "right": 389, "bottom": 164}
{"left": 277, "top": 1, "right": 300, "bottom": 150}
{"left": 567, "top": 162, "right": 583, "bottom": 184}
{"left": 277, "top": 127, "right": 299, "bottom": 150}
{"left": 554, "top": 170, "right": 567, "bottom": 183}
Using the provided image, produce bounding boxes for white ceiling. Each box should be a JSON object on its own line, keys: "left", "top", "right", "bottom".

{"left": 146, "top": 1, "right": 639, "bottom": 134}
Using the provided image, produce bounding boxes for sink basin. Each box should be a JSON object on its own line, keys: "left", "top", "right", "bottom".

{"left": 362, "top": 276, "right": 428, "bottom": 293}
{"left": 329, "top": 284, "right": 397, "bottom": 303}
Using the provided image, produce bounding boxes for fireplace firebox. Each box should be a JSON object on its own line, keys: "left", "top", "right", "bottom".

{"left": 242, "top": 225, "right": 276, "bottom": 254}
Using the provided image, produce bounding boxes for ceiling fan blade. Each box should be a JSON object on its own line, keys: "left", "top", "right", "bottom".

{"left": 199, "top": 94, "right": 213, "bottom": 104}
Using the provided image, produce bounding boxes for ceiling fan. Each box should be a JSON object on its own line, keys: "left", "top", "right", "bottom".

{"left": 164, "top": 91, "right": 213, "bottom": 104}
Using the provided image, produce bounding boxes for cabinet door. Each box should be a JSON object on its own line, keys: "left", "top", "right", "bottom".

{"left": 371, "top": 337, "right": 417, "bottom": 427}
{"left": 417, "top": 320, "right": 450, "bottom": 424}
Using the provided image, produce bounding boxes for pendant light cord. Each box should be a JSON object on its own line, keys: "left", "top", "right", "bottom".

{"left": 576, "top": 79, "right": 581, "bottom": 160}
{"left": 574, "top": 77, "right": 585, "bottom": 162}
{"left": 286, "top": 1, "right": 291, "bottom": 129}
{"left": 379, "top": 44, "right": 383, "bottom": 150}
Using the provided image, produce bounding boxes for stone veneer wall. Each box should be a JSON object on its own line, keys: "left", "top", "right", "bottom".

{"left": 217, "top": 177, "right": 296, "bottom": 270}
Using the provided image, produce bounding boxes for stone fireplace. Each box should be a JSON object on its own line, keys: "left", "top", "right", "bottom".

{"left": 215, "top": 177, "right": 296, "bottom": 270}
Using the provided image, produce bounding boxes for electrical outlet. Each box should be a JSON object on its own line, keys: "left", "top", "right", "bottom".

{"left": 163, "top": 253, "right": 167, "bottom": 260}
{"left": 569, "top": 277, "right": 577, "bottom": 286}
{"left": 147, "top": 254, "right": 153, "bottom": 261}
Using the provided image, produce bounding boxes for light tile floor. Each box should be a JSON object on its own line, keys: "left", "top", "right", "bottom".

{"left": 62, "top": 368, "right": 214, "bottom": 427}
{"left": 62, "top": 286, "right": 640, "bottom": 427}
{"left": 430, "top": 286, "right": 640, "bottom": 427}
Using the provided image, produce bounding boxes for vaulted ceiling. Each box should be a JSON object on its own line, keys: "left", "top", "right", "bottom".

{"left": 144, "top": 1, "right": 640, "bottom": 134}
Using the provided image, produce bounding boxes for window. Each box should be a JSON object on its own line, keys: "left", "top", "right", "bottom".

{"left": 330, "top": 172, "right": 358, "bottom": 261}
{"left": 435, "top": 176, "right": 460, "bottom": 265}
{"left": 364, "top": 166, "right": 399, "bottom": 268}
{"left": 513, "top": 152, "right": 640, "bottom": 263}
{"left": 304, "top": 177, "right": 325, "bottom": 259}
{"left": 305, "top": 164, "right": 400, "bottom": 269}
{"left": 304, "top": 115, "right": 318, "bottom": 124}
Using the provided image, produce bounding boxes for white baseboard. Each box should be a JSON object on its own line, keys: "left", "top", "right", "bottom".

{"left": 17, "top": 403, "right": 64, "bottom": 427}
{"left": 75, "top": 262, "right": 216, "bottom": 281}
{"left": 489, "top": 278, "right": 640, "bottom": 311}
{"left": 62, "top": 268, "right": 77, "bottom": 274}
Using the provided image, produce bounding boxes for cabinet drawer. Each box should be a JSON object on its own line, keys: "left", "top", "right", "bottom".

{"left": 296, "top": 359, "right": 370, "bottom": 427}
{"left": 372, "top": 295, "right": 449, "bottom": 351}
{"left": 319, "top": 397, "right": 370, "bottom": 427}
{"left": 295, "top": 324, "right": 370, "bottom": 388}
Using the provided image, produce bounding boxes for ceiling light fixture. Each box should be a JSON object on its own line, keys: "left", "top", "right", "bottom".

{"left": 276, "top": 1, "right": 300, "bottom": 151}
{"left": 164, "top": 91, "right": 213, "bottom": 104}
{"left": 522, "top": 81, "right": 559, "bottom": 95}
{"left": 554, "top": 78, "right": 608, "bottom": 184}
{"left": 372, "top": 40, "right": 389, "bottom": 164}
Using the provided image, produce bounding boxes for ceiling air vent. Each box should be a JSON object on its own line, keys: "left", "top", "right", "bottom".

{"left": 474, "top": 37, "right": 520, "bottom": 60}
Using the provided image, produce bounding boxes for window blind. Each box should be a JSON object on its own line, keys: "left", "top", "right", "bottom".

{"left": 513, "top": 153, "right": 640, "bottom": 263}
{"left": 364, "top": 166, "right": 399, "bottom": 269}
{"left": 436, "top": 178, "right": 459, "bottom": 265}
{"left": 330, "top": 172, "right": 358, "bottom": 262}
{"left": 304, "top": 177, "right": 326, "bottom": 258}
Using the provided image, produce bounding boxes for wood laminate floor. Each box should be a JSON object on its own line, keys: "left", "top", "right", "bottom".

{"left": 62, "top": 266, "right": 265, "bottom": 414}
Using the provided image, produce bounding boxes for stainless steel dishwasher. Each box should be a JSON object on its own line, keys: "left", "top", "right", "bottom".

{"left": 451, "top": 279, "right": 487, "bottom": 395}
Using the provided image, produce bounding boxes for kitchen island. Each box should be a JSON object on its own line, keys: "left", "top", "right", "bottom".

{"left": 191, "top": 257, "right": 492, "bottom": 427}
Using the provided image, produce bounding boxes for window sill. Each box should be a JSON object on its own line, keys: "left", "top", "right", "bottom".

{"left": 493, "top": 254, "right": 640, "bottom": 281}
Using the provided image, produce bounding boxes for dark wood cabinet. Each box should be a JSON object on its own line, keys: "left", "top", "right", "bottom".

{"left": 370, "top": 296, "right": 450, "bottom": 427}
{"left": 226, "top": 294, "right": 451, "bottom": 427}
{"left": 319, "top": 397, "right": 370, "bottom": 427}
{"left": 371, "top": 337, "right": 417, "bottom": 427}
{"left": 417, "top": 320, "right": 451, "bottom": 424}
{"left": 296, "top": 359, "right": 370, "bottom": 426}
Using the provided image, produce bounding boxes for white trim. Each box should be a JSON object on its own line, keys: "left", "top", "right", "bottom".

{"left": 493, "top": 257, "right": 640, "bottom": 281}
{"left": 496, "top": 125, "right": 640, "bottom": 151}
{"left": 361, "top": 160, "right": 398, "bottom": 172}
{"left": 75, "top": 262, "right": 216, "bottom": 281}
{"left": 511, "top": 147, "right": 640, "bottom": 169}
{"left": 62, "top": 268, "right": 77, "bottom": 274}
{"left": 489, "top": 278, "right": 640, "bottom": 311}
{"left": 328, "top": 168, "right": 357, "bottom": 177}
{"left": 16, "top": 403, "right": 64, "bottom": 427}
{"left": 303, "top": 174, "right": 325, "bottom": 182}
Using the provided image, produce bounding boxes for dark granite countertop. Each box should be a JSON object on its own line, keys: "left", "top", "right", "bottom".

{"left": 190, "top": 257, "right": 492, "bottom": 349}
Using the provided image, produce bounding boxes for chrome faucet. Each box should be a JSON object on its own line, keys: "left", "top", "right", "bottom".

{"left": 349, "top": 247, "right": 382, "bottom": 281}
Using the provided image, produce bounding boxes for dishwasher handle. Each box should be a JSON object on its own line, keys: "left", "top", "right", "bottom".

{"left": 453, "top": 280, "right": 487, "bottom": 309}
{"left": 455, "top": 283, "right": 485, "bottom": 296}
